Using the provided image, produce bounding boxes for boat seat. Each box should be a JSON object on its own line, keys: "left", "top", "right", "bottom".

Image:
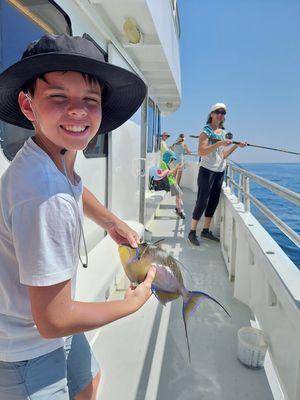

{"left": 145, "top": 189, "right": 167, "bottom": 225}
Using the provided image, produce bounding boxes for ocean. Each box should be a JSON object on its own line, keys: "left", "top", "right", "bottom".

{"left": 239, "top": 163, "right": 300, "bottom": 268}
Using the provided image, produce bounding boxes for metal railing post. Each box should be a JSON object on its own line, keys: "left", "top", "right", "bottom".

{"left": 244, "top": 176, "right": 250, "bottom": 212}
{"left": 227, "top": 164, "right": 232, "bottom": 191}
{"left": 238, "top": 172, "right": 243, "bottom": 203}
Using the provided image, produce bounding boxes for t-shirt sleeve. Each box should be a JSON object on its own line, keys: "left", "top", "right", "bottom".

{"left": 202, "top": 125, "right": 213, "bottom": 139}
{"left": 12, "top": 195, "right": 78, "bottom": 286}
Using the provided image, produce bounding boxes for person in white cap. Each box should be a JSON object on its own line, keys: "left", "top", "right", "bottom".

{"left": 188, "top": 103, "right": 246, "bottom": 246}
{"left": 160, "top": 131, "right": 170, "bottom": 157}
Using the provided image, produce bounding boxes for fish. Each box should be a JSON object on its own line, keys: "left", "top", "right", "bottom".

{"left": 118, "top": 239, "right": 230, "bottom": 362}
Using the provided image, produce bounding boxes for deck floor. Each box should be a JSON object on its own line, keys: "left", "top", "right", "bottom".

{"left": 93, "top": 188, "right": 273, "bottom": 400}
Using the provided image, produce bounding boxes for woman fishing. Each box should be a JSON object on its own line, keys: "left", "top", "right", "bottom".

{"left": 188, "top": 102, "right": 247, "bottom": 246}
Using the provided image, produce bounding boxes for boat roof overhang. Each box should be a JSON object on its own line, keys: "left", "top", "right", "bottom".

{"left": 89, "top": 0, "right": 181, "bottom": 115}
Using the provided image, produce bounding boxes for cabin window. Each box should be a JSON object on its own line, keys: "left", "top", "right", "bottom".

{"left": 0, "top": 0, "right": 71, "bottom": 161}
{"left": 147, "top": 98, "right": 155, "bottom": 153}
{"left": 83, "top": 133, "right": 108, "bottom": 158}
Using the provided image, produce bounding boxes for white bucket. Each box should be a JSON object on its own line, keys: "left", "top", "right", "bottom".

{"left": 237, "top": 327, "right": 268, "bottom": 369}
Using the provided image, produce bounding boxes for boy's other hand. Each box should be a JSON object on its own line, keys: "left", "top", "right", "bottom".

{"left": 124, "top": 266, "right": 156, "bottom": 309}
{"left": 108, "top": 220, "right": 140, "bottom": 248}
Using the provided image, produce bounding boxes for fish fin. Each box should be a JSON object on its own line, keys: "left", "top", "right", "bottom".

{"left": 184, "top": 290, "right": 231, "bottom": 321}
{"left": 152, "top": 238, "right": 165, "bottom": 247}
{"left": 182, "top": 301, "right": 192, "bottom": 364}
{"left": 152, "top": 285, "right": 180, "bottom": 305}
{"left": 152, "top": 289, "right": 166, "bottom": 305}
{"left": 182, "top": 291, "right": 231, "bottom": 363}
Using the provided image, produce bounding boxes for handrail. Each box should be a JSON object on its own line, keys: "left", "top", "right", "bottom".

{"left": 229, "top": 165, "right": 300, "bottom": 207}
{"left": 225, "top": 163, "right": 300, "bottom": 249}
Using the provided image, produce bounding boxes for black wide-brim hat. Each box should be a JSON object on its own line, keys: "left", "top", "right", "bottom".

{"left": 0, "top": 34, "right": 146, "bottom": 134}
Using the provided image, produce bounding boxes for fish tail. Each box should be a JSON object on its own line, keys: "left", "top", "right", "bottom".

{"left": 182, "top": 291, "right": 231, "bottom": 363}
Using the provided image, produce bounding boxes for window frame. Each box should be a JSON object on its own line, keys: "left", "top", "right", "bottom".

{"left": 147, "top": 97, "right": 155, "bottom": 153}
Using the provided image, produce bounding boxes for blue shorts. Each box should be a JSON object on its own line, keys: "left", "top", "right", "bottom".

{"left": 0, "top": 333, "right": 100, "bottom": 399}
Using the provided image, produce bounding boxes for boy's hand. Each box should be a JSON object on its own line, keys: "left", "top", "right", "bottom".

{"left": 238, "top": 141, "right": 247, "bottom": 148}
{"left": 124, "top": 266, "right": 156, "bottom": 309}
{"left": 108, "top": 221, "right": 140, "bottom": 248}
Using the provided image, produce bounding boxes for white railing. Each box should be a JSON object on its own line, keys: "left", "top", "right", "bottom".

{"left": 221, "top": 164, "right": 300, "bottom": 400}
{"left": 225, "top": 163, "right": 300, "bottom": 247}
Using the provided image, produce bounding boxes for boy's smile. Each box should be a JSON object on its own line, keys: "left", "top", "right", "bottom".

{"left": 19, "top": 71, "right": 102, "bottom": 155}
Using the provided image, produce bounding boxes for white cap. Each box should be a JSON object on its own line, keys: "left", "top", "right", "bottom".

{"left": 210, "top": 102, "right": 227, "bottom": 113}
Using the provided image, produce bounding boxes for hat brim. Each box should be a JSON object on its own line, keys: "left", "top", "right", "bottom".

{"left": 154, "top": 170, "right": 169, "bottom": 180}
{"left": 0, "top": 53, "right": 146, "bottom": 134}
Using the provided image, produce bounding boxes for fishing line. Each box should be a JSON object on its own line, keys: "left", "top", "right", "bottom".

{"left": 189, "top": 132, "right": 300, "bottom": 156}
{"left": 61, "top": 152, "right": 89, "bottom": 269}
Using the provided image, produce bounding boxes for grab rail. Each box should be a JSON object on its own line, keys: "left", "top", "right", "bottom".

{"left": 225, "top": 163, "right": 300, "bottom": 248}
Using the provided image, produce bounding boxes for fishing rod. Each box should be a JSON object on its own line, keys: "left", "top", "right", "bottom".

{"left": 189, "top": 132, "right": 300, "bottom": 156}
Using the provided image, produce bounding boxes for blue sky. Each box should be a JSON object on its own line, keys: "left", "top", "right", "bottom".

{"left": 162, "top": 0, "right": 300, "bottom": 163}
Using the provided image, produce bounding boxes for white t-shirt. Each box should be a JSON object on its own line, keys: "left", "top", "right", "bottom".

{"left": 0, "top": 138, "right": 82, "bottom": 361}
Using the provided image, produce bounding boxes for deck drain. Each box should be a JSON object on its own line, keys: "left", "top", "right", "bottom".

{"left": 266, "top": 251, "right": 275, "bottom": 255}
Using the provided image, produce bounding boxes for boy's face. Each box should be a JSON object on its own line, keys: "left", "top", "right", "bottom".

{"left": 19, "top": 71, "right": 102, "bottom": 152}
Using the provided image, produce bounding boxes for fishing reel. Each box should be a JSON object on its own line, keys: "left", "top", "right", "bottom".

{"left": 225, "top": 132, "right": 233, "bottom": 140}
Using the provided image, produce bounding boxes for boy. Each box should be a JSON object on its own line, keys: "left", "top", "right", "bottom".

{"left": 0, "top": 34, "right": 155, "bottom": 399}
{"left": 160, "top": 150, "right": 185, "bottom": 219}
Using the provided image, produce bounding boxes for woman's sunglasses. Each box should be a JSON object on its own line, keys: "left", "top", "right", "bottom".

{"left": 214, "top": 110, "right": 226, "bottom": 115}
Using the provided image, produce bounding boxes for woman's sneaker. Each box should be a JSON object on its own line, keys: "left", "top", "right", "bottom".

{"left": 201, "top": 229, "right": 220, "bottom": 242}
{"left": 188, "top": 231, "right": 200, "bottom": 246}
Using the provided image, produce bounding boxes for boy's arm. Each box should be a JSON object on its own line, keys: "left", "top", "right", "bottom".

{"left": 82, "top": 186, "right": 139, "bottom": 247}
{"left": 29, "top": 267, "right": 155, "bottom": 338}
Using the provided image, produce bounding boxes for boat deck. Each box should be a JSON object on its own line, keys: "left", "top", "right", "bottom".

{"left": 92, "top": 188, "right": 273, "bottom": 400}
